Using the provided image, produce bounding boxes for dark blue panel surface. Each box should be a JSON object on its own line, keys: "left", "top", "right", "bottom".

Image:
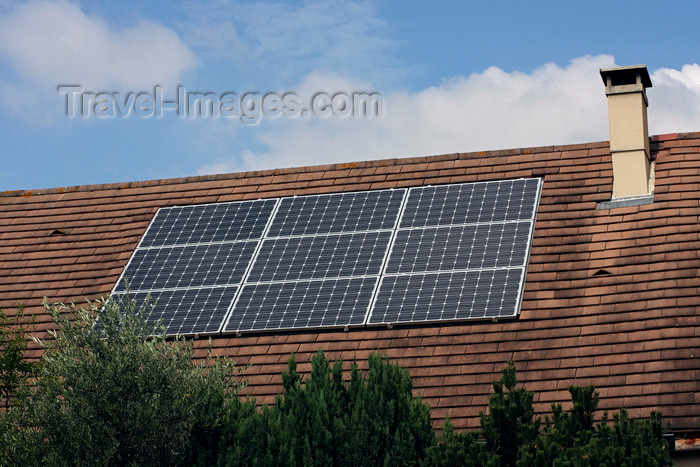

{"left": 267, "top": 189, "right": 405, "bottom": 237}
{"left": 400, "top": 178, "right": 539, "bottom": 228}
{"left": 141, "top": 198, "right": 277, "bottom": 247}
{"left": 385, "top": 222, "right": 531, "bottom": 274}
{"left": 226, "top": 277, "right": 377, "bottom": 332}
{"left": 115, "top": 241, "right": 257, "bottom": 292}
{"left": 369, "top": 269, "right": 523, "bottom": 324}
{"left": 112, "top": 178, "right": 540, "bottom": 336}
{"left": 115, "top": 286, "right": 238, "bottom": 335}
{"left": 248, "top": 231, "right": 391, "bottom": 282}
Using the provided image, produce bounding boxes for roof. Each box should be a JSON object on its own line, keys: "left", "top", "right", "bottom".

{"left": 1, "top": 132, "right": 700, "bottom": 431}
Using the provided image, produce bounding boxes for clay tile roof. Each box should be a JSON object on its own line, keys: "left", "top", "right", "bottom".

{"left": 2, "top": 132, "right": 700, "bottom": 432}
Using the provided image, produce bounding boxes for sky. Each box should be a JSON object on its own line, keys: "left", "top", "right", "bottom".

{"left": 0, "top": 0, "right": 698, "bottom": 192}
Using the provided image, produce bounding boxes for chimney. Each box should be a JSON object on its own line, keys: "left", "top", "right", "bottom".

{"left": 600, "top": 65, "right": 653, "bottom": 200}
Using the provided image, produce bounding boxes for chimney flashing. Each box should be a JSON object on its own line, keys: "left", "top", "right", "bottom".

{"left": 597, "top": 194, "right": 654, "bottom": 210}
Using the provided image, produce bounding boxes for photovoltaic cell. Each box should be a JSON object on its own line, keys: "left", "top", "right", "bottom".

{"left": 227, "top": 277, "right": 377, "bottom": 332}
{"left": 116, "top": 286, "right": 238, "bottom": 335}
{"left": 248, "top": 231, "right": 392, "bottom": 283}
{"left": 268, "top": 189, "right": 405, "bottom": 237}
{"left": 140, "top": 198, "right": 277, "bottom": 247}
{"left": 369, "top": 269, "right": 523, "bottom": 324}
{"left": 115, "top": 241, "right": 257, "bottom": 292}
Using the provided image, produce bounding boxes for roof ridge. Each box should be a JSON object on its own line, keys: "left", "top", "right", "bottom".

{"left": 5, "top": 135, "right": 699, "bottom": 198}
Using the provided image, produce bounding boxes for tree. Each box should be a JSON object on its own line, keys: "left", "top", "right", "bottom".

{"left": 430, "top": 362, "right": 672, "bottom": 467}
{"left": 519, "top": 386, "right": 672, "bottom": 466}
{"left": 1, "top": 298, "right": 674, "bottom": 467}
{"left": 424, "top": 417, "right": 492, "bottom": 467}
{"left": 480, "top": 361, "right": 539, "bottom": 466}
{"left": 216, "top": 350, "right": 435, "bottom": 466}
{"left": 4, "top": 296, "right": 245, "bottom": 466}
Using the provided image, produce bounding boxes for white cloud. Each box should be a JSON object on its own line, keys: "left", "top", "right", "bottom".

{"left": 0, "top": 0, "right": 195, "bottom": 89}
{"left": 649, "top": 64, "right": 700, "bottom": 134}
{"left": 198, "top": 55, "right": 700, "bottom": 176}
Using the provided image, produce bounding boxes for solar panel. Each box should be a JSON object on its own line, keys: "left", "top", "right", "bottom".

{"left": 369, "top": 269, "right": 523, "bottom": 324}
{"left": 400, "top": 178, "right": 539, "bottom": 228}
{"left": 223, "top": 189, "right": 406, "bottom": 332}
{"left": 228, "top": 278, "right": 377, "bottom": 332}
{"left": 268, "top": 189, "right": 405, "bottom": 237}
{"left": 384, "top": 222, "right": 531, "bottom": 274}
{"left": 248, "top": 231, "right": 392, "bottom": 283}
{"left": 369, "top": 178, "right": 540, "bottom": 325}
{"left": 111, "top": 178, "right": 541, "bottom": 335}
{"left": 113, "top": 241, "right": 257, "bottom": 292}
{"left": 115, "top": 286, "right": 238, "bottom": 335}
{"left": 140, "top": 199, "right": 277, "bottom": 247}
{"left": 112, "top": 198, "right": 277, "bottom": 335}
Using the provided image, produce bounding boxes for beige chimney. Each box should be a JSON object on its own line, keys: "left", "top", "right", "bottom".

{"left": 600, "top": 65, "right": 653, "bottom": 200}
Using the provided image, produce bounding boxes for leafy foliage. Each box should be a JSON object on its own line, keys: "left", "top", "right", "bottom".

{"left": 0, "top": 306, "right": 40, "bottom": 465}
{"left": 2, "top": 297, "right": 244, "bottom": 466}
{"left": 0, "top": 306, "right": 38, "bottom": 409}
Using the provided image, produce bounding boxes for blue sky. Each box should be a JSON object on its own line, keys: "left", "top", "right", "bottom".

{"left": 0, "top": 0, "right": 698, "bottom": 191}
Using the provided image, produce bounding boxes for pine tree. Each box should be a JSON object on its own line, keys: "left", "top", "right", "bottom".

{"left": 480, "top": 361, "right": 539, "bottom": 466}
{"left": 217, "top": 350, "right": 435, "bottom": 466}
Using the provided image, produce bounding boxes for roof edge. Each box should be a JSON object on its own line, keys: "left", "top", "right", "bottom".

{"left": 3, "top": 132, "right": 698, "bottom": 198}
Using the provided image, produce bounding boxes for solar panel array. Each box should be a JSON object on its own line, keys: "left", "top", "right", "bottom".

{"left": 112, "top": 178, "right": 541, "bottom": 335}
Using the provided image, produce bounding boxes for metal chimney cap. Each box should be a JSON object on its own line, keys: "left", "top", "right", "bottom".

{"left": 600, "top": 65, "right": 652, "bottom": 89}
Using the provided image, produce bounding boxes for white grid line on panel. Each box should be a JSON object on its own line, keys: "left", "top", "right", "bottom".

{"left": 258, "top": 227, "right": 396, "bottom": 241}
{"left": 112, "top": 283, "right": 242, "bottom": 295}
{"left": 135, "top": 236, "right": 261, "bottom": 252}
